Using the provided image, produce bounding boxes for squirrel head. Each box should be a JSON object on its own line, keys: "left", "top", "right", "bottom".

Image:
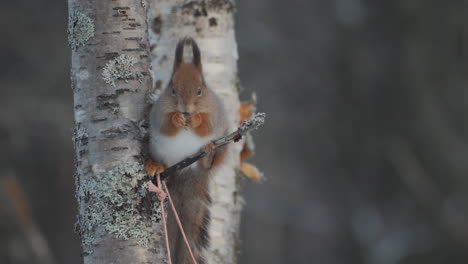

{"left": 159, "top": 37, "right": 213, "bottom": 115}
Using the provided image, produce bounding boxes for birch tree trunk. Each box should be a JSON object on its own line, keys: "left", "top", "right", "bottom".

{"left": 68, "top": 0, "right": 242, "bottom": 263}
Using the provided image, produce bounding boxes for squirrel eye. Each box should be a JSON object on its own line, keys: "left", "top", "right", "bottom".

{"left": 197, "top": 88, "right": 202, "bottom": 96}
{"left": 171, "top": 89, "right": 176, "bottom": 96}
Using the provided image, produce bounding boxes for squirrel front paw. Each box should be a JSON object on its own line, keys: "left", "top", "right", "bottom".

{"left": 199, "top": 155, "right": 213, "bottom": 169}
{"left": 199, "top": 142, "right": 216, "bottom": 169}
{"left": 189, "top": 113, "right": 202, "bottom": 128}
{"left": 202, "top": 142, "right": 216, "bottom": 153}
{"left": 171, "top": 112, "right": 186, "bottom": 128}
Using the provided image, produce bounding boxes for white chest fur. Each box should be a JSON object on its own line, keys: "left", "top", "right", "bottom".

{"left": 152, "top": 129, "right": 215, "bottom": 167}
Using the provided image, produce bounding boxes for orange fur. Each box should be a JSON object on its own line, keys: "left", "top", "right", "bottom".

{"left": 162, "top": 112, "right": 213, "bottom": 138}
{"left": 239, "top": 101, "right": 255, "bottom": 160}
{"left": 192, "top": 112, "right": 213, "bottom": 137}
{"left": 189, "top": 112, "right": 202, "bottom": 128}
{"left": 239, "top": 101, "right": 254, "bottom": 124}
{"left": 211, "top": 146, "right": 228, "bottom": 168}
{"left": 173, "top": 64, "right": 202, "bottom": 94}
{"left": 199, "top": 142, "right": 215, "bottom": 169}
{"left": 145, "top": 160, "right": 166, "bottom": 177}
{"left": 240, "top": 162, "right": 263, "bottom": 181}
{"left": 240, "top": 142, "right": 253, "bottom": 161}
{"left": 198, "top": 143, "right": 227, "bottom": 169}
{"left": 161, "top": 112, "right": 184, "bottom": 136}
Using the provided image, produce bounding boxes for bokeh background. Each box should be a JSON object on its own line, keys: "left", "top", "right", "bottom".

{"left": 1, "top": 0, "right": 468, "bottom": 263}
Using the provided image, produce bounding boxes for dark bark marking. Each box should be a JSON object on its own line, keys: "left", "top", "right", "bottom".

{"left": 183, "top": 0, "right": 234, "bottom": 15}
{"left": 96, "top": 52, "right": 119, "bottom": 60}
{"left": 152, "top": 16, "right": 162, "bottom": 34}
{"left": 108, "top": 146, "right": 129, "bottom": 151}
{"left": 102, "top": 31, "right": 121, "bottom": 35}
{"left": 155, "top": 80, "right": 162, "bottom": 89}
{"left": 128, "top": 22, "right": 141, "bottom": 27}
{"left": 209, "top": 17, "right": 217, "bottom": 27}
{"left": 122, "top": 48, "right": 144, "bottom": 52}
{"left": 91, "top": 117, "right": 108, "bottom": 123}
{"left": 96, "top": 94, "right": 119, "bottom": 113}
{"left": 115, "top": 88, "right": 132, "bottom": 94}
{"left": 100, "top": 124, "right": 132, "bottom": 139}
{"left": 113, "top": 6, "right": 131, "bottom": 10}
{"left": 79, "top": 149, "right": 88, "bottom": 157}
{"left": 125, "top": 37, "right": 142, "bottom": 41}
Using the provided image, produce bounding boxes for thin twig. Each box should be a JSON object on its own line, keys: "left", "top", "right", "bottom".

{"left": 153, "top": 112, "right": 266, "bottom": 182}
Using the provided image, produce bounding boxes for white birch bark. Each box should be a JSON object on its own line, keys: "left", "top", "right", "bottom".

{"left": 69, "top": 0, "right": 243, "bottom": 263}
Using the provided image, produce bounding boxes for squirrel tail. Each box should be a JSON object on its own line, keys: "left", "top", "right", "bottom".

{"left": 166, "top": 169, "right": 211, "bottom": 264}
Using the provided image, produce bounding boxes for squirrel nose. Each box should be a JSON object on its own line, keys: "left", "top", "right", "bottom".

{"left": 182, "top": 112, "right": 190, "bottom": 116}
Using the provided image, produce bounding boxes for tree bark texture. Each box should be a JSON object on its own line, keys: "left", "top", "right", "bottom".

{"left": 69, "top": 0, "right": 162, "bottom": 263}
{"left": 68, "top": 0, "right": 242, "bottom": 263}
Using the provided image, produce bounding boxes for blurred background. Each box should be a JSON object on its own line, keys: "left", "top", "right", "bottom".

{"left": 1, "top": 0, "right": 467, "bottom": 263}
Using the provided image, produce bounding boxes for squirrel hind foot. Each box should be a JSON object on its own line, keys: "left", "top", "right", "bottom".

{"left": 144, "top": 160, "right": 166, "bottom": 177}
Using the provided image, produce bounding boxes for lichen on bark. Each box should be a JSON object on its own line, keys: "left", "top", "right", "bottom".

{"left": 68, "top": 9, "right": 95, "bottom": 50}
{"left": 102, "top": 54, "right": 144, "bottom": 87}
{"left": 76, "top": 161, "right": 162, "bottom": 254}
{"left": 73, "top": 125, "right": 88, "bottom": 144}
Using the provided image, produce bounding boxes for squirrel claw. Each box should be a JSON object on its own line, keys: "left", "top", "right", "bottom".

{"left": 172, "top": 112, "right": 186, "bottom": 128}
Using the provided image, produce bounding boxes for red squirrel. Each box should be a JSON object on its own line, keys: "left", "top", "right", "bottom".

{"left": 146, "top": 37, "right": 228, "bottom": 264}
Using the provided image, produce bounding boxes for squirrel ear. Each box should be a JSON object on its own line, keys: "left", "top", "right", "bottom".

{"left": 173, "top": 38, "right": 185, "bottom": 71}
{"left": 173, "top": 37, "right": 202, "bottom": 71}
{"left": 188, "top": 38, "right": 201, "bottom": 67}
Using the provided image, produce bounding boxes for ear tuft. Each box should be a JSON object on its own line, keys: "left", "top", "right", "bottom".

{"left": 185, "top": 37, "right": 201, "bottom": 66}
{"left": 173, "top": 38, "right": 185, "bottom": 70}
{"left": 173, "top": 37, "right": 202, "bottom": 71}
